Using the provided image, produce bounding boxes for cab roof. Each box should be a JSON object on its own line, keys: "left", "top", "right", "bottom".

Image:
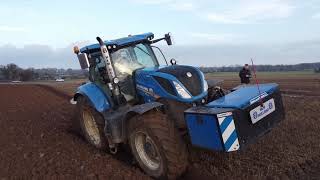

{"left": 80, "top": 32, "right": 154, "bottom": 53}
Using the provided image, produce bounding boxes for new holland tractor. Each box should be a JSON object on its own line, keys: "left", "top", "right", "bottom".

{"left": 71, "top": 32, "right": 285, "bottom": 179}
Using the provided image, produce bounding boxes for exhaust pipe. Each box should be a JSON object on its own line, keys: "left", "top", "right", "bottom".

{"left": 96, "top": 36, "right": 125, "bottom": 108}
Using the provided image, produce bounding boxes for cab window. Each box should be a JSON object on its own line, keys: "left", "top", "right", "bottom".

{"left": 133, "top": 44, "right": 159, "bottom": 68}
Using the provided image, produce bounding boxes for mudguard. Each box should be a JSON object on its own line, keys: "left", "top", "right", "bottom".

{"left": 127, "top": 102, "right": 163, "bottom": 115}
{"left": 103, "top": 102, "right": 164, "bottom": 144}
{"left": 74, "top": 82, "right": 111, "bottom": 112}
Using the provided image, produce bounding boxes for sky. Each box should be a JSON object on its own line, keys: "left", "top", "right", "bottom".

{"left": 0, "top": 0, "right": 320, "bottom": 68}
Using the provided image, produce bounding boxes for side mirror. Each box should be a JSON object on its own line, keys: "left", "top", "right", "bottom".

{"left": 170, "top": 58, "right": 177, "bottom": 65}
{"left": 77, "top": 53, "right": 90, "bottom": 69}
{"left": 165, "top": 33, "right": 173, "bottom": 46}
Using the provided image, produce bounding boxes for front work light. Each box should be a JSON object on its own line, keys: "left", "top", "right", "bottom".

{"left": 73, "top": 46, "right": 80, "bottom": 54}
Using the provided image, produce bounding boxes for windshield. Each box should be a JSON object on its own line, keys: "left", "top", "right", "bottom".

{"left": 111, "top": 43, "right": 159, "bottom": 76}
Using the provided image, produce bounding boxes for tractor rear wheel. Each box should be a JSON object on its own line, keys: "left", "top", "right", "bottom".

{"left": 128, "top": 110, "right": 188, "bottom": 179}
{"left": 76, "top": 96, "right": 108, "bottom": 150}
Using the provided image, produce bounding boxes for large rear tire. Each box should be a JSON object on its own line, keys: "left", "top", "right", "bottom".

{"left": 128, "top": 110, "right": 188, "bottom": 179}
{"left": 76, "top": 96, "right": 108, "bottom": 150}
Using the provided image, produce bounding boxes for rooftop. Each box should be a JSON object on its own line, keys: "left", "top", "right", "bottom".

{"left": 80, "top": 32, "right": 154, "bottom": 53}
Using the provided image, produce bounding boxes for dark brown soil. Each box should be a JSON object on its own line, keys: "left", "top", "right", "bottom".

{"left": 0, "top": 84, "right": 148, "bottom": 179}
{"left": 0, "top": 77, "right": 319, "bottom": 179}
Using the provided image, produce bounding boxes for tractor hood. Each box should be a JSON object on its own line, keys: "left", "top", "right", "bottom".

{"left": 135, "top": 65, "right": 208, "bottom": 103}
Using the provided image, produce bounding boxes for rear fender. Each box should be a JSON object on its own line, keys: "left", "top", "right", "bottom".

{"left": 124, "top": 102, "right": 164, "bottom": 125}
{"left": 128, "top": 102, "right": 163, "bottom": 115}
{"left": 122, "top": 102, "right": 164, "bottom": 140}
{"left": 100, "top": 102, "right": 164, "bottom": 144}
{"left": 74, "top": 82, "right": 111, "bottom": 112}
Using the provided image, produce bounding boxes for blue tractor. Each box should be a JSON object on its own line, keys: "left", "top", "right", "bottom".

{"left": 72, "top": 33, "right": 285, "bottom": 179}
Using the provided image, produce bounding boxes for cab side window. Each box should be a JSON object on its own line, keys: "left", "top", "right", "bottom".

{"left": 133, "top": 44, "right": 158, "bottom": 67}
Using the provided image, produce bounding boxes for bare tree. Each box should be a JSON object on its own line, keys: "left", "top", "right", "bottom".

{"left": 1, "top": 64, "right": 22, "bottom": 80}
{"left": 20, "top": 69, "right": 35, "bottom": 81}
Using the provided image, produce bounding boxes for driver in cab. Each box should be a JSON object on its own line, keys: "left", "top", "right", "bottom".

{"left": 113, "top": 50, "right": 143, "bottom": 76}
{"left": 112, "top": 49, "right": 143, "bottom": 101}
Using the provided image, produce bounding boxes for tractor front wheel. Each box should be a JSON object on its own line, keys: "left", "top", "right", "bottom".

{"left": 76, "top": 96, "right": 108, "bottom": 150}
{"left": 128, "top": 110, "right": 188, "bottom": 179}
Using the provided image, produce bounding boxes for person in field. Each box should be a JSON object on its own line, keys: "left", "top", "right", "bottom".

{"left": 239, "top": 64, "right": 252, "bottom": 84}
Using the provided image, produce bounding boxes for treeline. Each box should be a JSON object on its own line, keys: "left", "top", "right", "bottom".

{"left": 0, "top": 63, "right": 88, "bottom": 81}
{"left": 199, "top": 62, "right": 320, "bottom": 73}
{"left": 1, "top": 62, "right": 319, "bottom": 81}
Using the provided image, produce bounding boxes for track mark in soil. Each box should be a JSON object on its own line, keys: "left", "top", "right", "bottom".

{"left": 35, "top": 84, "right": 73, "bottom": 99}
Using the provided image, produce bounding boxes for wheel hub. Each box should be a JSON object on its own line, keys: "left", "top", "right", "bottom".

{"left": 144, "top": 139, "right": 157, "bottom": 158}
{"left": 82, "top": 109, "right": 101, "bottom": 145}
{"left": 134, "top": 132, "right": 161, "bottom": 170}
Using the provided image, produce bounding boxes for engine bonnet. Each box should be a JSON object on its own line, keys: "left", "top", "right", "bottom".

{"left": 156, "top": 65, "right": 204, "bottom": 96}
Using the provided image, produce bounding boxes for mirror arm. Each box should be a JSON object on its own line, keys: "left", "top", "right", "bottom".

{"left": 150, "top": 37, "right": 166, "bottom": 44}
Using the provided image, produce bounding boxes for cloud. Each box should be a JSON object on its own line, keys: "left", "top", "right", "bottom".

{"left": 0, "top": 26, "right": 27, "bottom": 32}
{"left": 1, "top": 39, "right": 319, "bottom": 68}
{"left": 312, "top": 13, "right": 320, "bottom": 19}
{"left": 190, "top": 32, "right": 238, "bottom": 43}
{"left": 162, "top": 40, "right": 320, "bottom": 67}
{"left": 0, "top": 44, "right": 79, "bottom": 68}
{"left": 169, "top": 2, "right": 194, "bottom": 11}
{"left": 206, "top": 14, "right": 245, "bottom": 24}
{"left": 205, "top": 0, "right": 295, "bottom": 24}
{"left": 131, "top": 0, "right": 295, "bottom": 23}
{"left": 131, "top": 0, "right": 174, "bottom": 5}
{"left": 131, "top": 0, "right": 195, "bottom": 11}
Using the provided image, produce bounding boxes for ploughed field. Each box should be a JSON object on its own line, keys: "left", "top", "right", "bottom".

{"left": 0, "top": 73, "right": 320, "bottom": 179}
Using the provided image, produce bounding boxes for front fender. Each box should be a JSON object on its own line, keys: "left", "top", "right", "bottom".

{"left": 74, "top": 82, "right": 111, "bottom": 112}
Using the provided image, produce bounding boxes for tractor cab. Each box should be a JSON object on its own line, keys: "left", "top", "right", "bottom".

{"left": 75, "top": 33, "right": 169, "bottom": 103}
{"left": 85, "top": 42, "right": 159, "bottom": 102}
